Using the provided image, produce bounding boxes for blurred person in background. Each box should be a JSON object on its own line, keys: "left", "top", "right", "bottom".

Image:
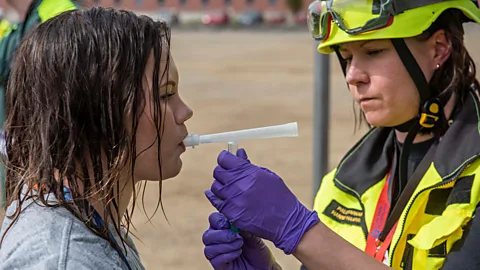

{"left": 0, "top": 0, "right": 78, "bottom": 207}
{"left": 0, "top": 12, "right": 11, "bottom": 38}
{"left": 202, "top": 0, "right": 480, "bottom": 269}
{"left": 0, "top": 7, "right": 193, "bottom": 269}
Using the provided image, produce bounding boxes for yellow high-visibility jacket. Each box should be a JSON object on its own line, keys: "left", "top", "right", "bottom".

{"left": 314, "top": 91, "right": 480, "bottom": 269}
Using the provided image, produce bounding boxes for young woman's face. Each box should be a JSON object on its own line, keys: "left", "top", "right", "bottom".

{"left": 134, "top": 52, "right": 193, "bottom": 182}
{"left": 338, "top": 34, "right": 447, "bottom": 127}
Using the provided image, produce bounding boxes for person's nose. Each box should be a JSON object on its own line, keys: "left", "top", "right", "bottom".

{"left": 176, "top": 97, "right": 193, "bottom": 125}
{"left": 345, "top": 60, "right": 369, "bottom": 87}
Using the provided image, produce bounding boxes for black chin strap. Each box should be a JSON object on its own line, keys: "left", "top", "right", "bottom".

{"left": 391, "top": 38, "right": 444, "bottom": 131}
{"left": 390, "top": 38, "right": 430, "bottom": 132}
{"left": 334, "top": 49, "right": 347, "bottom": 77}
{"left": 394, "top": 118, "right": 416, "bottom": 133}
{"left": 390, "top": 39, "right": 430, "bottom": 111}
{"left": 390, "top": 39, "right": 444, "bottom": 210}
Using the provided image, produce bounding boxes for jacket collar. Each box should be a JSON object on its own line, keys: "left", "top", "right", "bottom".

{"left": 334, "top": 91, "right": 480, "bottom": 195}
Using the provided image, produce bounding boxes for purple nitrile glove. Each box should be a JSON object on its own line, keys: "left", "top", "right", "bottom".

{"left": 203, "top": 212, "right": 282, "bottom": 270}
{"left": 204, "top": 148, "right": 320, "bottom": 255}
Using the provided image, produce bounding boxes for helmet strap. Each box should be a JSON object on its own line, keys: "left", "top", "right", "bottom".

{"left": 391, "top": 38, "right": 443, "bottom": 132}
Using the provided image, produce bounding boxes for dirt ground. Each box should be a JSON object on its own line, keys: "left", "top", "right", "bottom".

{"left": 2, "top": 25, "right": 480, "bottom": 270}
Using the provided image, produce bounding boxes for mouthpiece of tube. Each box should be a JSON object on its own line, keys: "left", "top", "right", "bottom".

{"left": 183, "top": 122, "right": 298, "bottom": 147}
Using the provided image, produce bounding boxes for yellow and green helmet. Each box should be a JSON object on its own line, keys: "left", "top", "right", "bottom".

{"left": 307, "top": 0, "right": 480, "bottom": 54}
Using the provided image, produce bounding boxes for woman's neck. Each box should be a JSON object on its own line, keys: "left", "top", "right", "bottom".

{"left": 114, "top": 178, "right": 135, "bottom": 226}
{"left": 8, "top": 0, "right": 34, "bottom": 21}
{"left": 61, "top": 171, "right": 134, "bottom": 227}
{"left": 394, "top": 131, "right": 435, "bottom": 144}
{"left": 395, "top": 94, "right": 457, "bottom": 143}
{"left": 90, "top": 177, "right": 134, "bottom": 227}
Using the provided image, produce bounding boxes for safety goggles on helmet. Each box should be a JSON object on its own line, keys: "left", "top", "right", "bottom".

{"left": 307, "top": 0, "right": 462, "bottom": 41}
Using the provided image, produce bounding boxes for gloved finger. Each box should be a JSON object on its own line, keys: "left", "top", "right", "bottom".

{"left": 210, "top": 179, "right": 226, "bottom": 200}
{"left": 208, "top": 249, "right": 243, "bottom": 269}
{"left": 204, "top": 237, "right": 243, "bottom": 260}
{"left": 205, "top": 189, "right": 225, "bottom": 211}
{"left": 202, "top": 228, "right": 238, "bottom": 245}
{"left": 208, "top": 212, "right": 230, "bottom": 230}
{"left": 236, "top": 148, "right": 250, "bottom": 162}
{"left": 240, "top": 232, "right": 267, "bottom": 249}
{"left": 217, "top": 150, "right": 250, "bottom": 171}
{"left": 213, "top": 166, "right": 230, "bottom": 187}
{"left": 213, "top": 164, "right": 255, "bottom": 188}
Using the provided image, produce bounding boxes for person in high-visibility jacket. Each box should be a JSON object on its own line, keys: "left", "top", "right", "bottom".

{"left": 0, "top": 0, "right": 78, "bottom": 123}
{"left": 0, "top": 20, "right": 11, "bottom": 39}
{"left": 201, "top": 1, "right": 480, "bottom": 269}
{"left": 0, "top": 0, "right": 78, "bottom": 207}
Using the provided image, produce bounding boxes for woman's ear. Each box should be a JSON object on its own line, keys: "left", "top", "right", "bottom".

{"left": 429, "top": 29, "right": 451, "bottom": 69}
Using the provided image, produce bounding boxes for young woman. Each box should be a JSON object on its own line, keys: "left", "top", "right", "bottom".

{"left": 202, "top": 1, "right": 480, "bottom": 269}
{"left": 0, "top": 7, "right": 192, "bottom": 270}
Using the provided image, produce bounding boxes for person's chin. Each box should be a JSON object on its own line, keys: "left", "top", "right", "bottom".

{"left": 366, "top": 117, "right": 412, "bottom": 128}
{"left": 364, "top": 113, "right": 390, "bottom": 127}
{"left": 162, "top": 159, "right": 183, "bottom": 181}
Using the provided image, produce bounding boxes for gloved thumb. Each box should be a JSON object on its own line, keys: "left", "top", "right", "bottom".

{"left": 208, "top": 212, "right": 230, "bottom": 230}
{"left": 240, "top": 232, "right": 267, "bottom": 250}
{"left": 236, "top": 148, "right": 250, "bottom": 162}
{"left": 217, "top": 150, "right": 250, "bottom": 170}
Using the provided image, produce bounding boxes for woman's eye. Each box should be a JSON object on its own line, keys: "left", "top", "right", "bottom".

{"left": 367, "top": 49, "right": 384, "bottom": 56}
{"left": 161, "top": 85, "right": 176, "bottom": 100}
{"left": 161, "top": 93, "right": 176, "bottom": 100}
{"left": 340, "top": 54, "right": 352, "bottom": 63}
{"left": 161, "top": 92, "right": 175, "bottom": 100}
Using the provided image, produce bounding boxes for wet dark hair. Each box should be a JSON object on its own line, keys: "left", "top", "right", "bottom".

{"left": 355, "top": 9, "right": 479, "bottom": 133}
{"left": 1, "top": 7, "right": 171, "bottom": 252}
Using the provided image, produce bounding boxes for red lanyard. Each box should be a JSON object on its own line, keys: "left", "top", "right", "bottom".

{"left": 365, "top": 173, "right": 399, "bottom": 262}
{"left": 364, "top": 137, "right": 439, "bottom": 262}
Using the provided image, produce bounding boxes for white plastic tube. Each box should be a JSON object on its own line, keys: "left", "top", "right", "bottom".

{"left": 183, "top": 122, "right": 298, "bottom": 147}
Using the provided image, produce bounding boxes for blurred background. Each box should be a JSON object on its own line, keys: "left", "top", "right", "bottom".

{"left": 0, "top": 1, "right": 480, "bottom": 269}
{"left": 0, "top": 0, "right": 310, "bottom": 27}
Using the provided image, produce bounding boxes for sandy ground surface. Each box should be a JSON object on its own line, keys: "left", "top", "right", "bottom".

{"left": 1, "top": 24, "right": 480, "bottom": 269}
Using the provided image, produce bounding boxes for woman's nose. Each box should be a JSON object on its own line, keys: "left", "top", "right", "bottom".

{"left": 345, "top": 61, "right": 369, "bottom": 87}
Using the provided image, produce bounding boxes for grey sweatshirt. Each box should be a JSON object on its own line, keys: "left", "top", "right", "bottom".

{"left": 0, "top": 191, "right": 145, "bottom": 270}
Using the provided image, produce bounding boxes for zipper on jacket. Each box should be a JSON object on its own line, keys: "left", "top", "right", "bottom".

{"left": 388, "top": 155, "right": 478, "bottom": 266}
{"left": 400, "top": 234, "right": 415, "bottom": 269}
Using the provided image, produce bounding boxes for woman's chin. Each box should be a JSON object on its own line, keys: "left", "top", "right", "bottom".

{"left": 134, "top": 159, "right": 184, "bottom": 182}
{"left": 364, "top": 114, "right": 388, "bottom": 127}
{"left": 365, "top": 113, "right": 409, "bottom": 128}
{"left": 161, "top": 160, "right": 183, "bottom": 181}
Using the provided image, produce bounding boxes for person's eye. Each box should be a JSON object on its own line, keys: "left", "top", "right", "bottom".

{"left": 161, "top": 85, "right": 176, "bottom": 100}
{"left": 340, "top": 54, "right": 352, "bottom": 63}
{"left": 366, "top": 49, "right": 384, "bottom": 56}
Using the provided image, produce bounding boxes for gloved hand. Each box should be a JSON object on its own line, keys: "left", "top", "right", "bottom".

{"left": 205, "top": 148, "right": 320, "bottom": 255}
{"left": 203, "top": 212, "right": 282, "bottom": 270}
